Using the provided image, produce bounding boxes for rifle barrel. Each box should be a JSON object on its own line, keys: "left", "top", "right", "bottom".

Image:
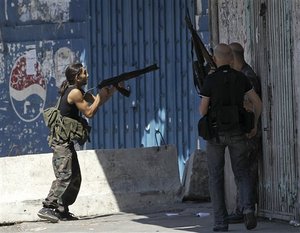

{"left": 83, "top": 64, "right": 159, "bottom": 97}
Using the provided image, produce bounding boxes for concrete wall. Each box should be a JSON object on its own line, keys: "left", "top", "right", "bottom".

{"left": 217, "top": 0, "right": 253, "bottom": 63}
{"left": 292, "top": 0, "right": 300, "bottom": 220}
{"left": 0, "top": 145, "right": 181, "bottom": 223}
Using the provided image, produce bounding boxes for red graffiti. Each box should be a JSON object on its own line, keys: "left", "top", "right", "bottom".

{"left": 10, "top": 56, "right": 46, "bottom": 91}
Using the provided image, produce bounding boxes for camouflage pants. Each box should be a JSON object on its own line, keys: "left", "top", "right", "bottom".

{"left": 42, "top": 141, "right": 81, "bottom": 213}
{"left": 235, "top": 135, "right": 262, "bottom": 214}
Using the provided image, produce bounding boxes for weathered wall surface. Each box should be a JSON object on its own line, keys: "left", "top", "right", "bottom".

{"left": 218, "top": 0, "right": 253, "bottom": 65}
{"left": 251, "top": 0, "right": 297, "bottom": 221}
{"left": 0, "top": 0, "right": 89, "bottom": 156}
{"left": 291, "top": 0, "right": 300, "bottom": 222}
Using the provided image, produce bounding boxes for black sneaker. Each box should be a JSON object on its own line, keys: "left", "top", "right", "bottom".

{"left": 37, "top": 208, "right": 60, "bottom": 223}
{"left": 226, "top": 212, "right": 244, "bottom": 224}
{"left": 213, "top": 224, "right": 228, "bottom": 232}
{"left": 244, "top": 212, "right": 257, "bottom": 230}
{"left": 58, "top": 211, "right": 79, "bottom": 221}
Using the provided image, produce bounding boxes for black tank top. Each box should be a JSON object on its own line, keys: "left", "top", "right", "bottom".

{"left": 59, "top": 86, "right": 83, "bottom": 121}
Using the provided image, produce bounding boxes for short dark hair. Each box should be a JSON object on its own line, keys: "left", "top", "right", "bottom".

{"left": 229, "top": 42, "right": 244, "bottom": 61}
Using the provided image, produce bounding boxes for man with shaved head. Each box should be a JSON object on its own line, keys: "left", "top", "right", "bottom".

{"left": 199, "top": 43, "right": 262, "bottom": 231}
{"left": 227, "top": 42, "right": 262, "bottom": 224}
{"left": 229, "top": 42, "right": 261, "bottom": 97}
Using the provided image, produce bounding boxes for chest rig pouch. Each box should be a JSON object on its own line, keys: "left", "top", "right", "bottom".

{"left": 43, "top": 97, "right": 91, "bottom": 146}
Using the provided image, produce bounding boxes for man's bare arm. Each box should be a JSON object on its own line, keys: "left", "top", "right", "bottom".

{"left": 245, "top": 89, "right": 262, "bottom": 138}
{"left": 68, "top": 89, "right": 101, "bottom": 118}
{"left": 199, "top": 96, "right": 210, "bottom": 116}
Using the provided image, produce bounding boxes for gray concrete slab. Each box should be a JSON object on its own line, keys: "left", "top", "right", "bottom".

{"left": 0, "top": 146, "right": 181, "bottom": 223}
{"left": 1, "top": 202, "right": 299, "bottom": 233}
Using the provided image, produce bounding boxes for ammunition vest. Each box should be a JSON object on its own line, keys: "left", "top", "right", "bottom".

{"left": 43, "top": 97, "right": 91, "bottom": 146}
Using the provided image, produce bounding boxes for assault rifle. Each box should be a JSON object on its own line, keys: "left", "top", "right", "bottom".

{"left": 185, "top": 9, "right": 217, "bottom": 95}
{"left": 86, "top": 64, "right": 159, "bottom": 97}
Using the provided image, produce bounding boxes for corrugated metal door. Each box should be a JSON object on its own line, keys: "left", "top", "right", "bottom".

{"left": 88, "top": 0, "right": 205, "bottom": 177}
{"left": 252, "top": 0, "right": 298, "bottom": 220}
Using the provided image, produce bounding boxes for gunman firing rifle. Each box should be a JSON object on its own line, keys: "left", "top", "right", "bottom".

{"left": 86, "top": 64, "right": 159, "bottom": 97}
{"left": 185, "top": 9, "right": 217, "bottom": 95}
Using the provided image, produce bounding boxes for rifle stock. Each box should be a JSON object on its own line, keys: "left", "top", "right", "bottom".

{"left": 87, "top": 64, "right": 159, "bottom": 97}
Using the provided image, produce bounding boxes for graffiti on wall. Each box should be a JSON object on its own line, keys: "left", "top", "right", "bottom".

{"left": 54, "top": 47, "right": 75, "bottom": 88}
{"left": 9, "top": 47, "right": 46, "bottom": 122}
{"left": 0, "top": 39, "right": 84, "bottom": 156}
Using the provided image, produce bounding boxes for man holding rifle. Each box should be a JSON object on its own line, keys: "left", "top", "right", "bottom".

{"left": 38, "top": 62, "right": 157, "bottom": 223}
{"left": 185, "top": 12, "right": 262, "bottom": 231}
{"left": 199, "top": 44, "right": 262, "bottom": 231}
{"left": 38, "top": 63, "right": 119, "bottom": 222}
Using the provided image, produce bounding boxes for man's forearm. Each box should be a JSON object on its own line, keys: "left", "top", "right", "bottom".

{"left": 254, "top": 102, "right": 262, "bottom": 127}
{"left": 86, "top": 95, "right": 101, "bottom": 118}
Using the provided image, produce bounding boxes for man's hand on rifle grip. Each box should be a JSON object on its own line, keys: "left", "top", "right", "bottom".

{"left": 98, "top": 86, "right": 113, "bottom": 98}
{"left": 83, "top": 92, "right": 95, "bottom": 104}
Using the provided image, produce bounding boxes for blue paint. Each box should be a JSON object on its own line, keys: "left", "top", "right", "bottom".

{"left": 0, "top": 0, "right": 211, "bottom": 183}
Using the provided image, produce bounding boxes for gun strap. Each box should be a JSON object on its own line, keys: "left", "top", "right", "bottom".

{"left": 54, "top": 96, "right": 62, "bottom": 109}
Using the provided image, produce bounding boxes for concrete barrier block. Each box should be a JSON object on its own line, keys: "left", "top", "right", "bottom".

{"left": 181, "top": 149, "right": 210, "bottom": 201}
{"left": 0, "top": 145, "right": 181, "bottom": 223}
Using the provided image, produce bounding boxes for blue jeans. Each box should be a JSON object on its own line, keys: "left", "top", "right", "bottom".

{"left": 206, "top": 130, "right": 253, "bottom": 225}
{"left": 235, "top": 134, "right": 262, "bottom": 214}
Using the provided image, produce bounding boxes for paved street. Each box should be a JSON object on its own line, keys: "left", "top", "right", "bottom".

{"left": 1, "top": 202, "right": 299, "bottom": 233}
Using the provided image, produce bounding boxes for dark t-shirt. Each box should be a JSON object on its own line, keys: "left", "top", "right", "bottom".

{"left": 59, "top": 86, "right": 83, "bottom": 121}
{"left": 241, "top": 63, "right": 261, "bottom": 97}
{"left": 201, "top": 65, "right": 252, "bottom": 114}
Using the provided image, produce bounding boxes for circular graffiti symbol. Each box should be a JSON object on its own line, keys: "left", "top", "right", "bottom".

{"left": 9, "top": 55, "right": 47, "bottom": 122}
